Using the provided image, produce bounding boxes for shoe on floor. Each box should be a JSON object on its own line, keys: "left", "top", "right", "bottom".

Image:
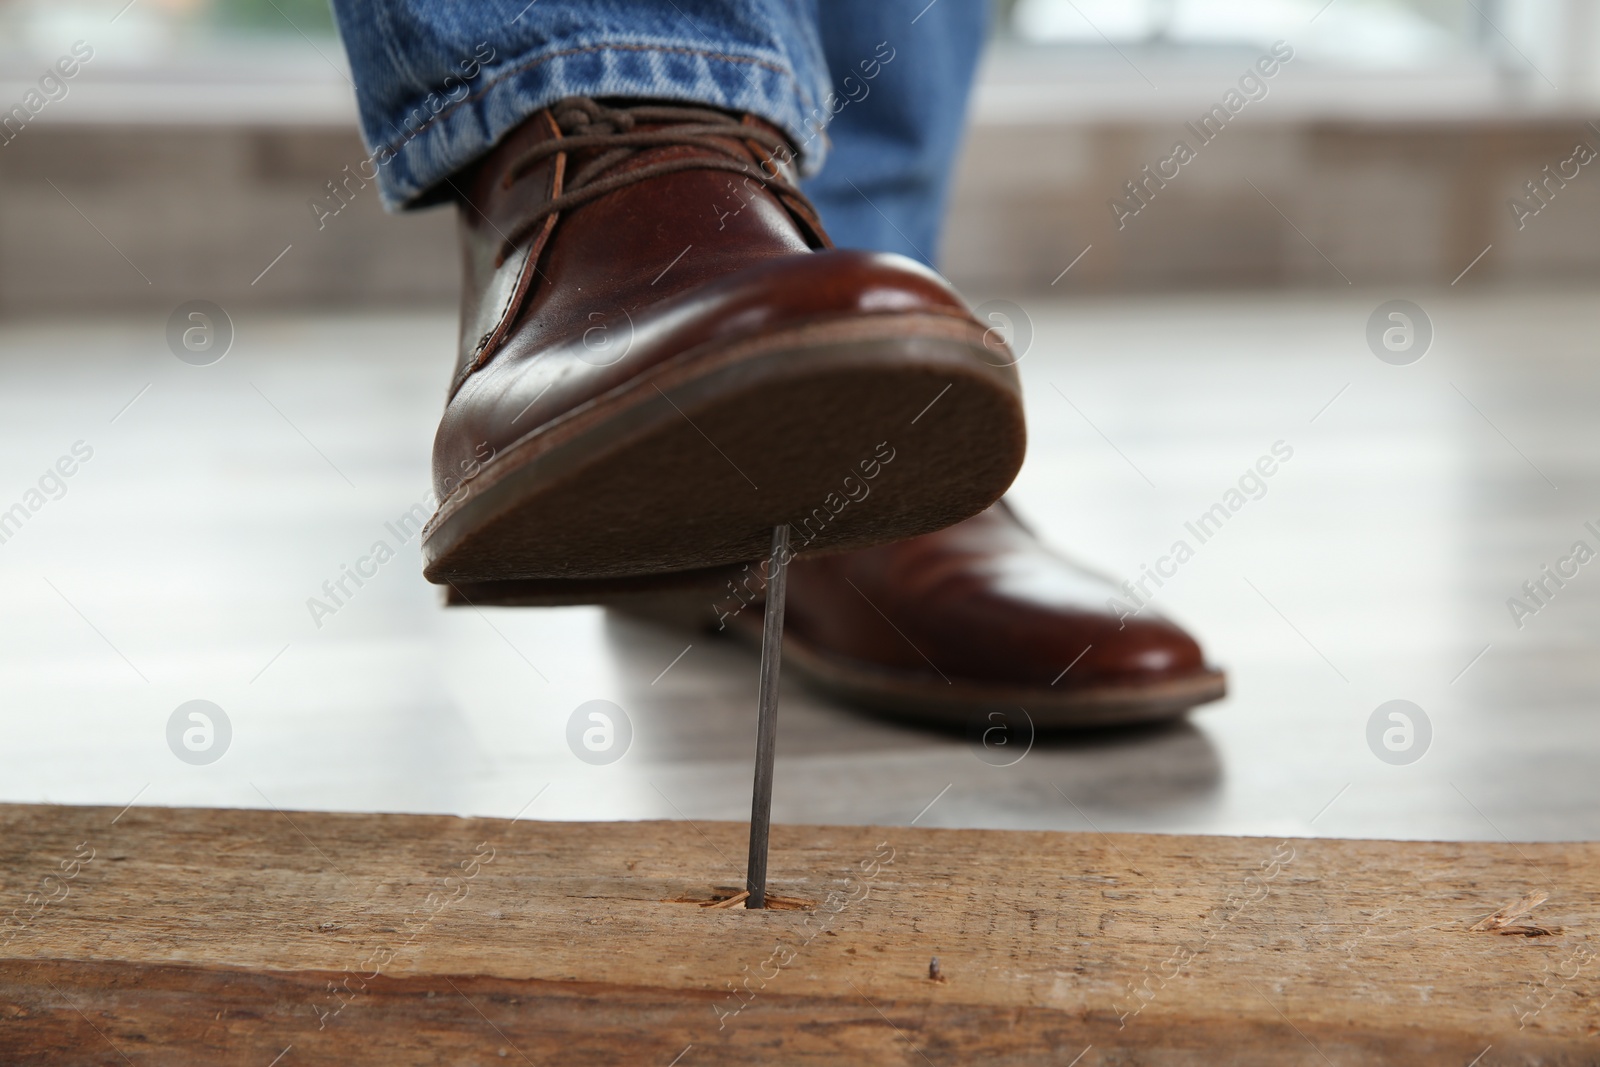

{"left": 460, "top": 501, "right": 1227, "bottom": 729}
{"left": 767, "top": 502, "right": 1225, "bottom": 728}
{"left": 612, "top": 501, "right": 1226, "bottom": 730}
{"left": 422, "top": 97, "right": 1026, "bottom": 590}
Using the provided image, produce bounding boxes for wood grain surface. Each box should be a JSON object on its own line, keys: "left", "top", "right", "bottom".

{"left": 1, "top": 803, "right": 1596, "bottom": 1065}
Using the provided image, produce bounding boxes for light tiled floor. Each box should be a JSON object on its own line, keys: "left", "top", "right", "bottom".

{"left": 2, "top": 286, "right": 1597, "bottom": 846}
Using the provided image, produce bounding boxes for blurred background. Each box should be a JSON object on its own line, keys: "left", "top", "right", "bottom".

{"left": 2, "top": 0, "right": 1599, "bottom": 846}
{"left": 3, "top": 0, "right": 1600, "bottom": 305}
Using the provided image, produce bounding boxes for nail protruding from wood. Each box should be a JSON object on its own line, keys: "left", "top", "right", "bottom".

{"left": 929, "top": 957, "right": 944, "bottom": 982}
{"left": 745, "top": 524, "right": 790, "bottom": 910}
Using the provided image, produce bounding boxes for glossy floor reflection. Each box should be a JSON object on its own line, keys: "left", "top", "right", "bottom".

{"left": 2, "top": 286, "right": 1597, "bottom": 843}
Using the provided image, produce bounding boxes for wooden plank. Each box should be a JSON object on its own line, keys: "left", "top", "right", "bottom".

{"left": 0, "top": 803, "right": 1596, "bottom": 1065}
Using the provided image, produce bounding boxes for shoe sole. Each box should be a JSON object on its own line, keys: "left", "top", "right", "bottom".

{"left": 443, "top": 565, "right": 740, "bottom": 609}
{"left": 423, "top": 313, "right": 1025, "bottom": 585}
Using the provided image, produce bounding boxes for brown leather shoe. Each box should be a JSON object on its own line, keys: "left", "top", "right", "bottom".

{"left": 764, "top": 503, "right": 1226, "bottom": 728}
{"left": 453, "top": 501, "right": 1226, "bottom": 728}
{"left": 422, "top": 97, "right": 1025, "bottom": 590}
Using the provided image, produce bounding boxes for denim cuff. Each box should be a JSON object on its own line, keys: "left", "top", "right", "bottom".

{"left": 363, "top": 40, "right": 828, "bottom": 211}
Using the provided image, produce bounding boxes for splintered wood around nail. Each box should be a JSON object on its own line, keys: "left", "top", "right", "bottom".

{"left": 1468, "top": 889, "right": 1562, "bottom": 935}
{"left": 663, "top": 887, "right": 815, "bottom": 909}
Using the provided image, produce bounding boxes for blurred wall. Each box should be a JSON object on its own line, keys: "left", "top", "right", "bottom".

{"left": 2, "top": 115, "right": 1599, "bottom": 314}
{"left": 944, "top": 119, "right": 1600, "bottom": 292}
{"left": 0, "top": 126, "right": 457, "bottom": 314}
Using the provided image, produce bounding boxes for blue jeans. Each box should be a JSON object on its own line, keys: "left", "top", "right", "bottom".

{"left": 330, "top": 0, "right": 988, "bottom": 267}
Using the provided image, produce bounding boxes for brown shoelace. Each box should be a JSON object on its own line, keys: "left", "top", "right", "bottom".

{"left": 495, "top": 96, "right": 816, "bottom": 266}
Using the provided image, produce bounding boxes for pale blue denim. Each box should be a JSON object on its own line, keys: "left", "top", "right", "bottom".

{"left": 331, "top": 0, "right": 988, "bottom": 265}
{"left": 802, "top": 0, "right": 990, "bottom": 267}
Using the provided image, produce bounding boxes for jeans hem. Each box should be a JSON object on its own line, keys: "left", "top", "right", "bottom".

{"left": 374, "top": 42, "right": 828, "bottom": 211}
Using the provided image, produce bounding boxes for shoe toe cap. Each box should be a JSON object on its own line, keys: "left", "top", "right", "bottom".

{"left": 939, "top": 598, "right": 1209, "bottom": 688}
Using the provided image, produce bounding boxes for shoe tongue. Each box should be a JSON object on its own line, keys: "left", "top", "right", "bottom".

{"left": 558, "top": 106, "right": 767, "bottom": 190}
{"left": 565, "top": 134, "right": 713, "bottom": 190}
